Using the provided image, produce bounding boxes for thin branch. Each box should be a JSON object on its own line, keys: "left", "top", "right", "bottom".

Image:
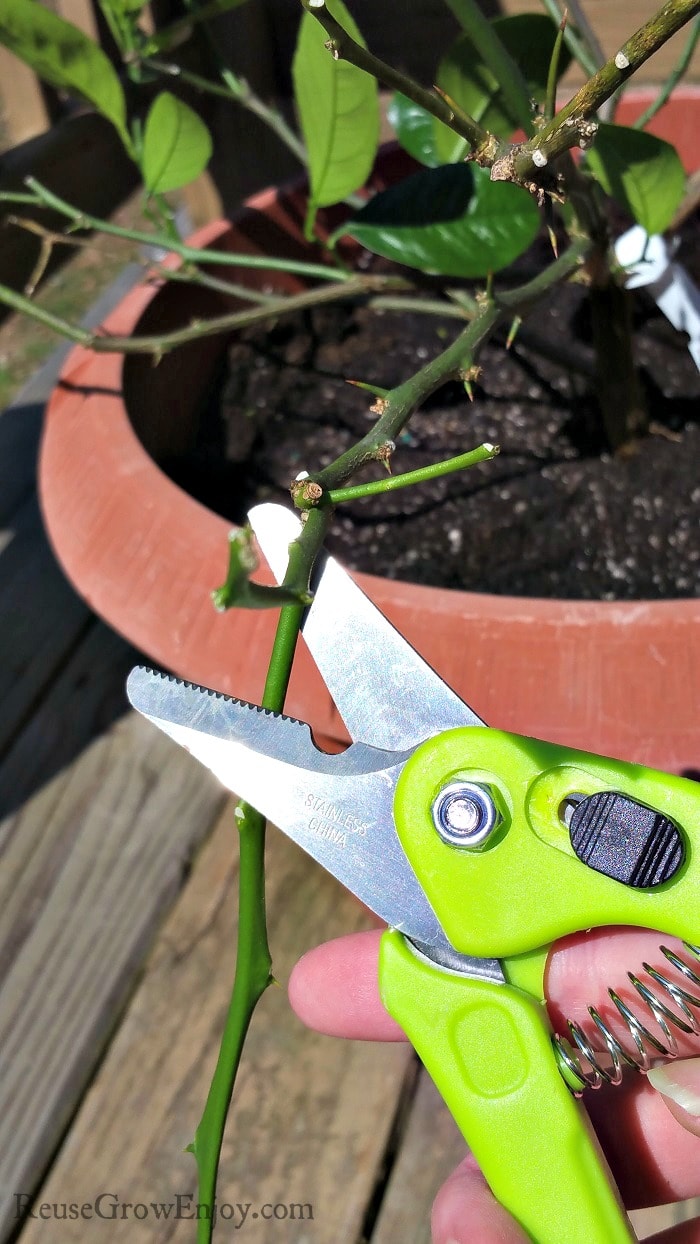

{"left": 300, "top": 0, "right": 497, "bottom": 161}
{"left": 313, "top": 239, "right": 591, "bottom": 493}
{"left": 141, "top": 59, "right": 307, "bottom": 167}
{"left": 152, "top": 263, "right": 282, "bottom": 305}
{"left": 441, "top": 0, "right": 535, "bottom": 135}
{"left": 328, "top": 444, "right": 499, "bottom": 504}
{"left": 0, "top": 180, "right": 354, "bottom": 285}
{"left": 367, "top": 295, "right": 472, "bottom": 319}
{"left": 545, "top": 12, "right": 568, "bottom": 123}
{"left": 0, "top": 272, "right": 412, "bottom": 356}
{"left": 514, "top": 0, "right": 700, "bottom": 178}
{"left": 539, "top": 0, "right": 599, "bottom": 78}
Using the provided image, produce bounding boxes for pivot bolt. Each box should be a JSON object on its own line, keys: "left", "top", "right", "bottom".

{"left": 432, "top": 782, "right": 500, "bottom": 848}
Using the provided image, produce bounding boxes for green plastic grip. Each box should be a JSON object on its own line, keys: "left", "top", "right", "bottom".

{"left": 393, "top": 727, "right": 700, "bottom": 957}
{"left": 379, "top": 932, "right": 635, "bottom": 1244}
{"left": 381, "top": 727, "right": 700, "bottom": 1242}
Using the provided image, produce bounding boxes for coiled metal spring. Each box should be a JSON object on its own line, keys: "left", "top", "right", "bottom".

{"left": 554, "top": 942, "right": 700, "bottom": 1093}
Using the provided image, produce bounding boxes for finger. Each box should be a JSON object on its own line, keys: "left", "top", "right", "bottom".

{"left": 584, "top": 1071, "right": 700, "bottom": 1206}
{"left": 288, "top": 927, "right": 700, "bottom": 1206}
{"left": 430, "top": 1155, "right": 530, "bottom": 1244}
{"left": 648, "top": 1060, "right": 700, "bottom": 1139}
{"left": 290, "top": 926, "right": 700, "bottom": 1059}
{"left": 288, "top": 930, "right": 403, "bottom": 1040}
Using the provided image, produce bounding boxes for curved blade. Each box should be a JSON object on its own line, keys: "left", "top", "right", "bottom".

{"left": 126, "top": 667, "right": 450, "bottom": 951}
{"left": 248, "top": 503, "right": 483, "bottom": 749}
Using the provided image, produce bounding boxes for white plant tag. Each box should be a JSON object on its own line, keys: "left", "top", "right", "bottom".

{"left": 615, "top": 225, "right": 700, "bottom": 372}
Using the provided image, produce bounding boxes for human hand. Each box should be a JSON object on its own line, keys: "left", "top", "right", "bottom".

{"left": 289, "top": 927, "right": 700, "bottom": 1243}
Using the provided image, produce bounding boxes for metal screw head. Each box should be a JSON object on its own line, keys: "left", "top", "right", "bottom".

{"left": 432, "top": 782, "right": 499, "bottom": 848}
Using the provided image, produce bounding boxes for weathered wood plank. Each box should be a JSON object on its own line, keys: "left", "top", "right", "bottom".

{"left": 371, "top": 1069, "right": 468, "bottom": 1244}
{"left": 16, "top": 799, "right": 413, "bottom": 1243}
{"left": 0, "top": 496, "right": 90, "bottom": 757}
{"left": 0, "top": 632, "right": 227, "bottom": 1244}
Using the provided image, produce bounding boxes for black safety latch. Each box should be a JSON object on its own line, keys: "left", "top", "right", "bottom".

{"left": 568, "top": 791, "right": 685, "bottom": 888}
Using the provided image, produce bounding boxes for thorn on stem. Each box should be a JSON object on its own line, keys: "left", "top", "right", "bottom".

{"left": 460, "top": 363, "right": 482, "bottom": 400}
{"left": 506, "top": 317, "right": 522, "bottom": 350}
{"left": 376, "top": 440, "right": 395, "bottom": 472}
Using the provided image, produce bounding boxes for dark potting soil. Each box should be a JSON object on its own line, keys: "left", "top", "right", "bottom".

{"left": 164, "top": 250, "right": 700, "bottom": 602}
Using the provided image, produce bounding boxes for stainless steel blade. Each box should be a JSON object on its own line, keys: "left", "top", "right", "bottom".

{"left": 126, "top": 666, "right": 451, "bottom": 951}
{"left": 248, "top": 503, "right": 484, "bottom": 750}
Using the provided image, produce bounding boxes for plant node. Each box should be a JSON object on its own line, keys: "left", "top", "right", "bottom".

{"left": 290, "top": 476, "right": 324, "bottom": 509}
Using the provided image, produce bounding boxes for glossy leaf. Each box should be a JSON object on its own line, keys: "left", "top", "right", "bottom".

{"left": 585, "top": 123, "right": 686, "bottom": 235}
{"left": 0, "top": 0, "right": 130, "bottom": 148}
{"left": 436, "top": 13, "right": 573, "bottom": 159}
{"left": 142, "top": 92, "right": 213, "bottom": 194}
{"left": 344, "top": 164, "right": 540, "bottom": 278}
{"left": 387, "top": 92, "right": 455, "bottom": 168}
{"left": 292, "top": 0, "right": 379, "bottom": 227}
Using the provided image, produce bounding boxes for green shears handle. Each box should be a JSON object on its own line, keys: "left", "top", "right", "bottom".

{"left": 379, "top": 728, "right": 700, "bottom": 1243}
{"left": 380, "top": 932, "right": 634, "bottom": 1244}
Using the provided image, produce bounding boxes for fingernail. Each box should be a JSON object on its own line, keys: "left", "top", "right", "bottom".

{"left": 648, "top": 1059, "right": 700, "bottom": 1115}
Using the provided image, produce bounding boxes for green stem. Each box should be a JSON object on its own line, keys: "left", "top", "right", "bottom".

{"left": 367, "top": 295, "right": 472, "bottom": 319}
{"left": 515, "top": 0, "right": 700, "bottom": 178}
{"left": 538, "top": 0, "right": 602, "bottom": 79}
{"left": 220, "top": 67, "right": 308, "bottom": 166}
{"left": 141, "top": 59, "right": 307, "bottom": 167}
{"left": 299, "top": 0, "right": 496, "bottom": 159}
{"left": 632, "top": 15, "right": 700, "bottom": 128}
{"left": 315, "top": 239, "right": 590, "bottom": 492}
{"left": 192, "top": 504, "right": 332, "bottom": 1244}
{"left": 1, "top": 180, "right": 352, "bottom": 285}
{"left": 441, "top": 0, "right": 534, "bottom": 135}
{"left": 328, "top": 443, "right": 499, "bottom": 503}
{"left": 0, "top": 272, "right": 411, "bottom": 357}
{"left": 157, "top": 263, "right": 282, "bottom": 305}
{"left": 545, "top": 14, "right": 567, "bottom": 123}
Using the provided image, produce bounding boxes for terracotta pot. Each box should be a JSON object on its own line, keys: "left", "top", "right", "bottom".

{"left": 40, "top": 90, "right": 700, "bottom": 773}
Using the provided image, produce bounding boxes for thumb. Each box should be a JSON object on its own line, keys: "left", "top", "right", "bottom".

{"left": 648, "top": 1059, "right": 700, "bottom": 1137}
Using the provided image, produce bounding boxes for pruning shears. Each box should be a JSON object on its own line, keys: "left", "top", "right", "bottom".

{"left": 127, "top": 502, "right": 700, "bottom": 1244}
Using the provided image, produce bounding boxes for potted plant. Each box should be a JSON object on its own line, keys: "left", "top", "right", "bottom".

{"left": 1, "top": 0, "right": 699, "bottom": 1237}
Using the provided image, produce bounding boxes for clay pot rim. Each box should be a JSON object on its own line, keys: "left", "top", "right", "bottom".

{"left": 38, "top": 86, "right": 700, "bottom": 768}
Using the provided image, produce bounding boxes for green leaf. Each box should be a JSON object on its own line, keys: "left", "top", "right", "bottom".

{"left": 585, "top": 123, "right": 686, "bottom": 235}
{"left": 343, "top": 164, "right": 540, "bottom": 278}
{"left": 212, "top": 528, "right": 312, "bottom": 612}
{"left": 436, "top": 14, "right": 573, "bottom": 159}
{"left": 141, "top": 92, "right": 212, "bottom": 194}
{"left": 292, "top": 0, "right": 379, "bottom": 229}
{"left": 0, "top": 0, "right": 130, "bottom": 149}
{"left": 387, "top": 92, "right": 454, "bottom": 168}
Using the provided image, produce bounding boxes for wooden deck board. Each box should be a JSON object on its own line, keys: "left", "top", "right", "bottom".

{"left": 0, "top": 638, "right": 227, "bottom": 1243}
{"left": 371, "top": 1070, "right": 468, "bottom": 1244}
{"left": 16, "top": 800, "right": 415, "bottom": 1243}
{"left": 0, "top": 495, "right": 91, "bottom": 757}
